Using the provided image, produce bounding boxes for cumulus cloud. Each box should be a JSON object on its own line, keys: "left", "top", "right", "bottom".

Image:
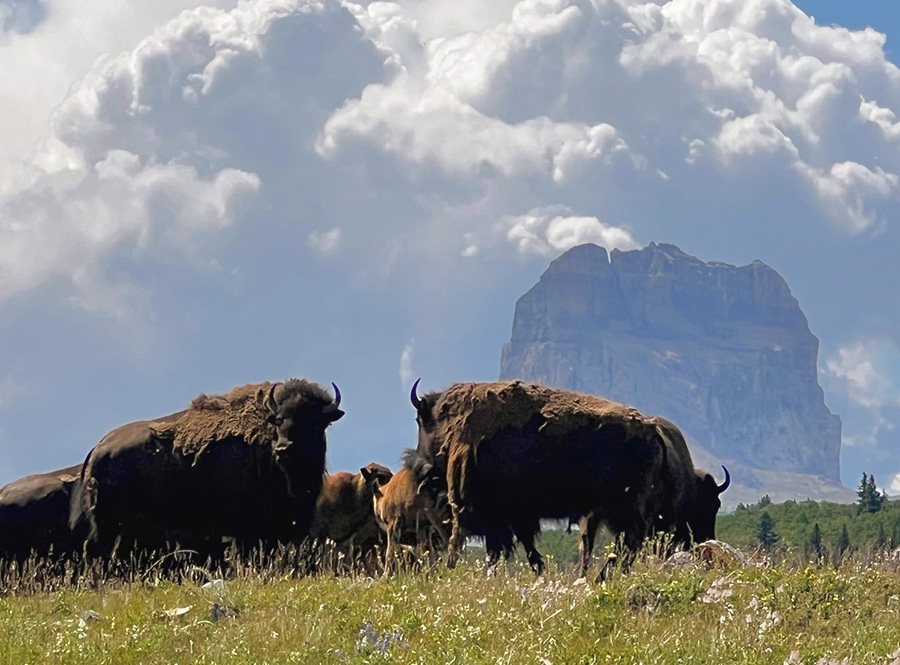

{"left": 0, "top": 0, "right": 383, "bottom": 313}
{"left": 826, "top": 340, "right": 900, "bottom": 446}
{"left": 321, "top": 0, "right": 900, "bottom": 235}
{"left": 464, "top": 206, "right": 639, "bottom": 257}
{"left": 307, "top": 228, "right": 343, "bottom": 256}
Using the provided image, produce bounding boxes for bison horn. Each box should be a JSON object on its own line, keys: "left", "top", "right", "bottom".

{"left": 331, "top": 382, "right": 342, "bottom": 409}
{"left": 410, "top": 378, "right": 422, "bottom": 410}
{"left": 264, "top": 384, "right": 278, "bottom": 414}
{"left": 717, "top": 465, "right": 731, "bottom": 494}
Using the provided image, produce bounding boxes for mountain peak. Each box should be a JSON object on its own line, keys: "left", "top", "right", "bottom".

{"left": 501, "top": 242, "right": 842, "bottom": 500}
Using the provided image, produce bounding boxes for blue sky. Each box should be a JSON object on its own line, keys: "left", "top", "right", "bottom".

{"left": 0, "top": 0, "right": 899, "bottom": 499}
{"left": 794, "top": 1, "right": 899, "bottom": 56}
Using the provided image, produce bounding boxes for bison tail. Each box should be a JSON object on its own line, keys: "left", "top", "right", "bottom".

{"left": 445, "top": 444, "right": 474, "bottom": 566}
{"left": 68, "top": 448, "right": 94, "bottom": 529}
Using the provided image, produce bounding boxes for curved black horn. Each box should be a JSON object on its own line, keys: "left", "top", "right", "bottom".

{"left": 717, "top": 465, "right": 731, "bottom": 494}
{"left": 410, "top": 378, "right": 422, "bottom": 410}
{"left": 331, "top": 382, "right": 342, "bottom": 409}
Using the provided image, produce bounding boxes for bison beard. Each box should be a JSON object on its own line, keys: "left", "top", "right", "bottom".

{"left": 72, "top": 379, "right": 343, "bottom": 561}
{"left": 406, "top": 380, "right": 729, "bottom": 575}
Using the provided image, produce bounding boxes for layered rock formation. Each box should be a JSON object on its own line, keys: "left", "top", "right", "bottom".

{"left": 500, "top": 243, "right": 845, "bottom": 502}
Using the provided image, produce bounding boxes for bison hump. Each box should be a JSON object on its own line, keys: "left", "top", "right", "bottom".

{"left": 150, "top": 383, "right": 278, "bottom": 458}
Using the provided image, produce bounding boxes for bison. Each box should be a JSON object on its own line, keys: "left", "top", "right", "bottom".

{"left": 309, "top": 462, "right": 393, "bottom": 573}
{"left": 372, "top": 462, "right": 450, "bottom": 572}
{"left": 406, "top": 379, "right": 730, "bottom": 575}
{"left": 577, "top": 415, "right": 730, "bottom": 575}
{"left": 72, "top": 379, "right": 343, "bottom": 560}
{"left": 0, "top": 465, "right": 87, "bottom": 564}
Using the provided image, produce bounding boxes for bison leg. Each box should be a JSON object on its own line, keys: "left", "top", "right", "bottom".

{"left": 484, "top": 528, "right": 513, "bottom": 572}
{"left": 579, "top": 513, "right": 603, "bottom": 578}
{"left": 512, "top": 520, "right": 543, "bottom": 575}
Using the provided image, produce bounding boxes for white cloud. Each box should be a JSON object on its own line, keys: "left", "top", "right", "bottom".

{"left": 399, "top": 339, "right": 415, "bottom": 387}
{"left": 826, "top": 340, "right": 900, "bottom": 446}
{"left": 0, "top": 0, "right": 239, "bottom": 187}
{"left": 307, "top": 227, "right": 343, "bottom": 256}
{"left": 465, "top": 206, "right": 639, "bottom": 257}
{"left": 3, "top": 0, "right": 900, "bottom": 315}
{"left": 0, "top": 150, "right": 259, "bottom": 312}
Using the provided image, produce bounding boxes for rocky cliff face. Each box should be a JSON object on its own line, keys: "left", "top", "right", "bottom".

{"left": 500, "top": 242, "right": 844, "bottom": 495}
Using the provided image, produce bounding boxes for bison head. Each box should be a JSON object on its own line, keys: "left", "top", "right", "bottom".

{"left": 258, "top": 379, "right": 344, "bottom": 454}
{"left": 360, "top": 463, "right": 393, "bottom": 490}
{"left": 686, "top": 465, "right": 730, "bottom": 543}
{"left": 409, "top": 378, "right": 441, "bottom": 459}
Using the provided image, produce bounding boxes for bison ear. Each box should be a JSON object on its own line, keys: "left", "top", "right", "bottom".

{"left": 326, "top": 408, "right": 345, "bottom": 423}
{"left": 360, "top": 465, "right": 375, "bottom": 482}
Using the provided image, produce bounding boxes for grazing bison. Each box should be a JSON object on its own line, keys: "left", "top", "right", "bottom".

{"left": 72, "top": 379, "right": 343, "bottom": 559}
{"left": 372, "top": 462, "right": 450, "bottom": 572}
{"left": 577, "top": 415, "right": 730, "bottom": 575}
{"left": 0, "top": 465, "right": 86, "bottom": 563}
{"left": 309, "top": 463, "right": 393, "bottom": 573}
{"left": 406, "top": 379, "right": 729, "bottom": 575}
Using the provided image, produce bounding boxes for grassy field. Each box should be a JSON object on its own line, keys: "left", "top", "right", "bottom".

{"left": 4, "top": 548, "right": 900, "bottom": 665}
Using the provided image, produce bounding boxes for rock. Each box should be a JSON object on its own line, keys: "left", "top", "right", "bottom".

{"left": 500, "top": 242, "right": 846, "bottom": 503}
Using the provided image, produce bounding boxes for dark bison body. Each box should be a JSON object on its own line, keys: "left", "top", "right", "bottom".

{"left": 73, "top": 379, "right": 343, "bottom": 559}
{"left": 407, "top": 380, "right": 729, "bottom": 574}
{"left": 310, "top": 463, "right": 393, "bottom": 573}
{"left": 0, "top": 465, "right": 86, "bottom": 563}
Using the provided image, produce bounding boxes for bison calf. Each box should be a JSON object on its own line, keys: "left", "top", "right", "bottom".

{"left": 310, "top": 463, "right": 393, "bottom": 574}
{"left": 372, "top": 465, "right": 449, "bottom": 573}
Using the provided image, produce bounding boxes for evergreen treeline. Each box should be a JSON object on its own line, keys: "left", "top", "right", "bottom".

{"left": 717, "top": 474, "right": 898, "bottom": 556}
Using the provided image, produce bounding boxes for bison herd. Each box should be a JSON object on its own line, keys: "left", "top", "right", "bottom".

{"left": 0, "top": 377, "right": 730, "bottom": 580}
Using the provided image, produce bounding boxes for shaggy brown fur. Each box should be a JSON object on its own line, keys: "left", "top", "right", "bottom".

{"left": 426, "top": 381, "right": 651, "bottom": 557}
{"left": 373, "top": 466, "right": 449, "bottom": 572}
{"left": 149, "top": 382, "right": 280, "bottom": 459}
{"left": 73, "top": 378, "right": 342, "bottom": 560}
{"left": 408, "top": 380, "right": 683, "bottom": 573}
{"left": 310, "top": 463, "right": 393, "bottom": 573}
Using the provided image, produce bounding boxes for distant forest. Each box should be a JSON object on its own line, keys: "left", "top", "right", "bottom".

{"left": 716, "top": 474, "right": 899, "bottom": 560}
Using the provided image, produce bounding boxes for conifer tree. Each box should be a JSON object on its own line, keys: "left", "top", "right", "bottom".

{"left": 757, "top": 511, "right": 779, "bottom": 551}
{"left": 810, "top": 523, "right": 824, "bottom": 560}
{"left": 837, "top": 523, "right": 851, "bottom": 557}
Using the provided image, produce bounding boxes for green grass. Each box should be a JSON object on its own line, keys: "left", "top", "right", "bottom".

{"left": 4, "top": 551, "right": 900, "bottom": 664}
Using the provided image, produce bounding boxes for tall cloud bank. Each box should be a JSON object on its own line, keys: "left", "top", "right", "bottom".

{"left": 0, "top": 0, "right": 899, "bottom": 485}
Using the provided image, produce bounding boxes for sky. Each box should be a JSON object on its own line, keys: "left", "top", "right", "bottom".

{"left": 0, "top": 0, "right": 898, "bottom": 496}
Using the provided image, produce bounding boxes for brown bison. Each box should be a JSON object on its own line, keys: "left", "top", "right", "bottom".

{"left": 0, "top": 465, "right": 86, "bottom": 563}
{"left": 372, "top": 463, "right": 450, "bottom": 571}
{"left": 406, "top": 379, "right": 729, "bottom": 575}
{"left": 72, "top": 379, "right": 343, "bottom": 559}
{"left": 309, "top": 462, "right": 393, "bottom": 573}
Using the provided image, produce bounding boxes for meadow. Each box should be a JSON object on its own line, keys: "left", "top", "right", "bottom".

{"left": 4, "top": 542, "right": 900, "bottom": 665}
